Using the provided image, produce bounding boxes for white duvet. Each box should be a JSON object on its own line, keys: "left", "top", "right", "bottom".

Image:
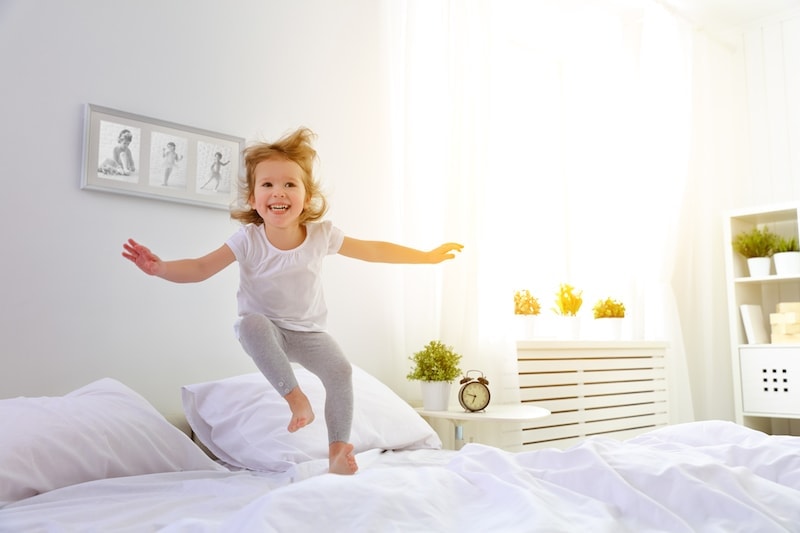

{"left": 1, "top": 421, "right": 799, "bottom": 532}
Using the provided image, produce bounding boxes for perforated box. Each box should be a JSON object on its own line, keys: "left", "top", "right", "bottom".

{"left": 739, "top": 346, "right": 800, "bottom": 417}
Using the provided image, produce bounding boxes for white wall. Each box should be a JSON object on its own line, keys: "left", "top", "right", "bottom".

{"left": 0, "top": 0, "right": 415, "bottom": 423}
{"left": 739, "top": 10, "right": 800, "bottom": 201}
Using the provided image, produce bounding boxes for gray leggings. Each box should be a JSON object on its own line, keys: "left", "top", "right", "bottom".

{"left": 237, "top": 314, "right": 353, "bottom": 444}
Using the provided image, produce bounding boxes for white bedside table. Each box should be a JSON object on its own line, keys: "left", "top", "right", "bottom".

{"left": 416, "top": 404, "right": 550, "bottom": 450}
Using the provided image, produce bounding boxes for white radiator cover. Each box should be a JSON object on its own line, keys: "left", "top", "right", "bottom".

{"left": 517, "top": 341, "right": 670, "bottom": 450}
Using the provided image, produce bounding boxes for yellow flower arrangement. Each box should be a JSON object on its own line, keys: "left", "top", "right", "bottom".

{"left": 593, "top": 297, "right": 625, "bottom": 319}
{"left": 553, "top": 283, "right": 583, "bottom": 316}
{"left": 514, "top": 290, "right": 541, "bottom": 315}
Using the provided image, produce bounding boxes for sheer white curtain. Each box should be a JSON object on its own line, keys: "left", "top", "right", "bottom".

{"left": 386, "top": 0, "right": 695, "bottom": 421}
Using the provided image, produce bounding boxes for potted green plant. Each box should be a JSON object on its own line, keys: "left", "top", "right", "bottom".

{"left": 592, "top": 297, "right": 625, "bottom": 340}
{"left": 732, "top": 227, "right": 778, "bottom": 277}
{"left": 513, "top": 289, "right": 541, "bottom": 339}
{"left": 773, "top": 235, "right": 800, "bottom": 276}
{"left": 552, "top": 283, "right": 583, "bottom": 339}
{"left": 407, "top": 340, "right": 463, "bottom": 410}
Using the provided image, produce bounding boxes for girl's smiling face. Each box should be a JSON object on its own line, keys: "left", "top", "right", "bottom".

{"left": 249, "top": 157, "right": 309, "bottom": 230}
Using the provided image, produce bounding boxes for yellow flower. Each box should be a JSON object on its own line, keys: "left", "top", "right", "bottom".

{"left": 593, "top": 297, "right": 625, "bottom": 318}
{"left": 553, "top": 283, "right": 583, "bottom": 316}
{"left": 514, "top": 289, "right": 541, "bottom": 315}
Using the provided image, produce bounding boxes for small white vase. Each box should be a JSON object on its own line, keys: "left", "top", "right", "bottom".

{"left": 594, "top": 317, "right": 623, "bottom": 341}
{"left": 514, "top": 314, "right": 538, "bottom": 339}
{"left": 420, "top": 381, "right": 451, "bottom": 410}
{"left": 773, "top": 251, "right": 800, "bottom": 276}
{"left": 557, "top": 316, "right": 581, "bottom": 340}
{"left": 746, "top": 256, "right": 771, "bottom": 277}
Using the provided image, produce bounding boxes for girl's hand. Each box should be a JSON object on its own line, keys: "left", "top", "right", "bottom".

{"left": 122, "top": 238, "right": 166, "bottom": 276}
{"left": 428, "top": 242, "right": 464, "bottom": 263}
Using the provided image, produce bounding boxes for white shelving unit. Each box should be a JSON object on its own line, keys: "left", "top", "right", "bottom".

{"left": 723, "top": 203, "right": 800, "bottom": 435}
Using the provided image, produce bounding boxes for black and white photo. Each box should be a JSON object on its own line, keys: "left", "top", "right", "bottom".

{"left": 82, "top": 104, "right": 244, "bottom": 210}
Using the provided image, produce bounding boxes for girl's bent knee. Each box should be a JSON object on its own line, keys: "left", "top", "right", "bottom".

{"left": 239, "top": 314, "right": 271, "bottom": 336}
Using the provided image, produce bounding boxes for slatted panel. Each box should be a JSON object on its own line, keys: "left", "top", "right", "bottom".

{"left": 517, "top": 342, "right": 669, "bottom": 450}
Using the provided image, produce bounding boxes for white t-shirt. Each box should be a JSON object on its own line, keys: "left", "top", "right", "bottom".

{"left": 226, "top": 220, "right": 345, "bottom": 333}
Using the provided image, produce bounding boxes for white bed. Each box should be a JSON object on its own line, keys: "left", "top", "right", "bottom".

{"left": 2, "top": 367, "right": 799, "bottom": 532}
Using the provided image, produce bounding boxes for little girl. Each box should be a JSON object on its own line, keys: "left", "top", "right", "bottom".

{"left": 200, "top": 152, "right": 229, "bottom": 190}
{"left": 122, "top": 127, "right": 462, "bottom": 475}
{"left": 99, "top": 129, "right": 136, "bottom": 176}
{"left": 161, "top": 142, "right": 183, "bottom": 186}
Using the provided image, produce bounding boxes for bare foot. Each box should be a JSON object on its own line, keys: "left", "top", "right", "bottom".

{"left": 284, "top": 387, "right": 315, "bottom": 433}
{"left": 329, "top": 442, "right": 358, "bottom": 475}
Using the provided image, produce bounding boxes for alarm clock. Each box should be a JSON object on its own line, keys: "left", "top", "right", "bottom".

{"left": 458, "top": 370, "right": 491, "bottom": 412}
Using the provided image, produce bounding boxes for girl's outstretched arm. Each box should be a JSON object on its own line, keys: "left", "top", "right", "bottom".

{"left": 338, "top": 237, "right": 463, "bottom": 264}
{"left": 121, "top": 238, "right": 235, "bottom": 283}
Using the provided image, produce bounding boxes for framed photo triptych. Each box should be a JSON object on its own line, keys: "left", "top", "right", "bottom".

{"left": 82, "top": 104, "right": 244, "bottom": 210}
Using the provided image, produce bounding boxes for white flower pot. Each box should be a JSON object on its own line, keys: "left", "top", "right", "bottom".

{"left": 514, "top": 314, "right": 538, "bottom": 339}
{"left": 557, "top": 316, "right": 581, "bottom": 340}
{"left": 773, "top": 251, "right": 800, "bottom": 276}
{"left": 594, "top": 317, "right": 623, "bottom": 340}
{"left": 420, "top": 381, "right": 452, "bottom": 411}
{"left": 746, "top": 256, "right": 771, "bottom": 277}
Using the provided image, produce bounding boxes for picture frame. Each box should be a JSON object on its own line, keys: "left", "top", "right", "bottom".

{"left": 81, "top": 104, "right": 245, "bottom": 210}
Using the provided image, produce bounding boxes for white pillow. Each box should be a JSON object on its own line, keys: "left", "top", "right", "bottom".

{"left": 0, "top": 378, "right": 226, "bottom": 505}
{"left": 182, "top": 364, "right": 441, "bottom": 472}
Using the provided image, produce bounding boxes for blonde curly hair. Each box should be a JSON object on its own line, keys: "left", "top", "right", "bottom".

{"left": 231, "top": 127, "right": 328, "bottom": 225}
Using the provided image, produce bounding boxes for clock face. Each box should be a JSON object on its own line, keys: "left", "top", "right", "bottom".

{"left": 459, "top": 381, "right": 490, "bottom": 412}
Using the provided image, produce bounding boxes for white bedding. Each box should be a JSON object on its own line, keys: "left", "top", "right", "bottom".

{"left": 2, "top": 421, "right": 799, "bottom": 532}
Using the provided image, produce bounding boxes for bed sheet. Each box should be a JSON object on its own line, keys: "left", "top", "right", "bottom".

{"left": 1, "top": 421, "right": 799, "bottom": 532}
